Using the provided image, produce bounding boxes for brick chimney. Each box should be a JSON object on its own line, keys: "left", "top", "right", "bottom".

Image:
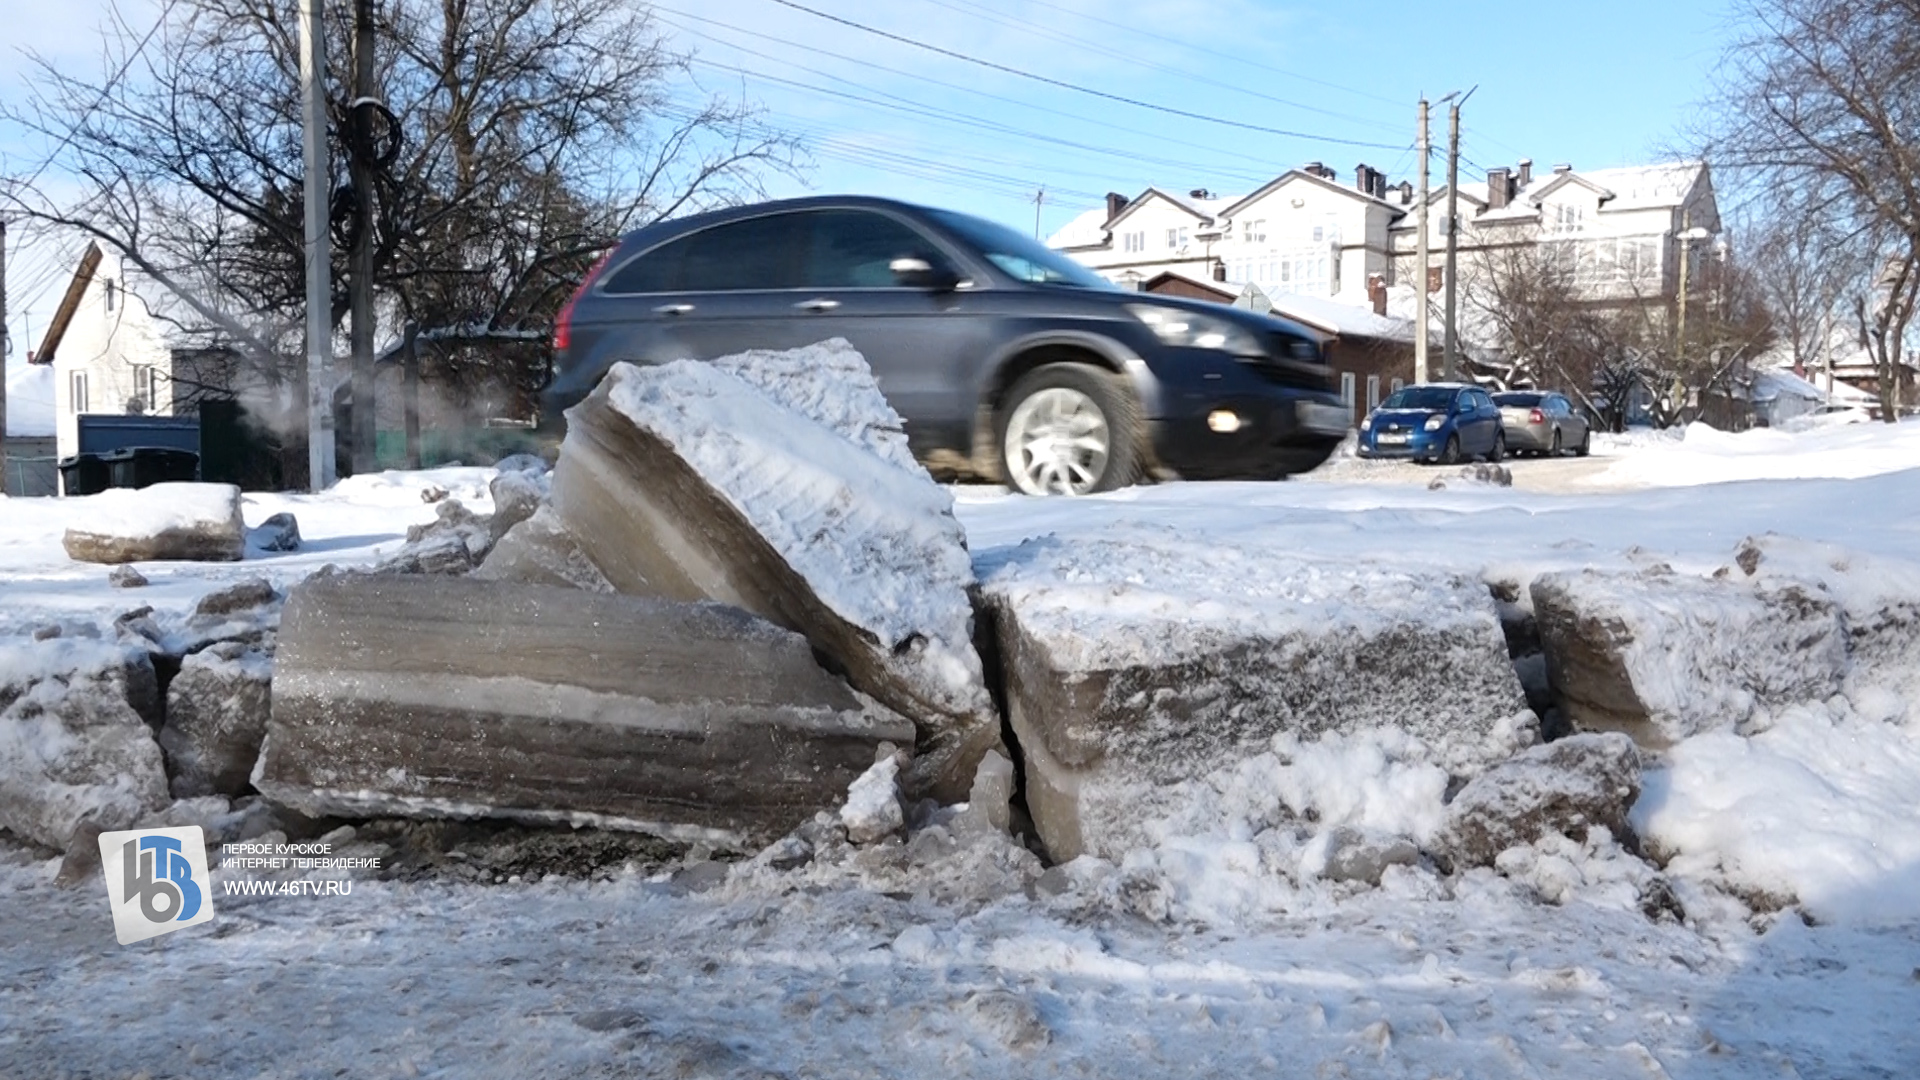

{"left": 1366, "top": 273, "right": 1388, "bottom": 316}
{"left": 1304, "top": 161, "right": 1334, "bottom": 180}
{"left": 1104, "top": 191, "right": 1129, "bottom": 222}
{"left": 1397, "top": 180, "right": 1413, "bottom": 204}
{"left": 1517, "top": 158, "right": 1533, "bottom": 187}
{"left": 1355, "top": 163, "right": 1372, "bottom": 194}
{"left": 1487, "top": 167, "right": 1512, "bottom": 210}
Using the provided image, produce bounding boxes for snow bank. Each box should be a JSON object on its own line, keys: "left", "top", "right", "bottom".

{"left": 63, "top": 482, "right": 247, "bottom": 564}
{"left": 705, "top": 339, "right": 918, "bottom": 474}
{"left": 1634, "top": 701, "right": 1920, "bottom": 925}
{"left": 1601, "top": 419, "right": 1920, "bottom": 487}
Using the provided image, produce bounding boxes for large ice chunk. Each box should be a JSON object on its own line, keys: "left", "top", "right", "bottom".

{"left": 979, "top": 531, "right": 1530, "bottom": 861}
{"left": 159, "top": 642, "right": 274, "bottom": 798}
{"left": 254, "top": 575, "right": 917, "bottom": 847}
{"left": 0, "top": 640, "right": 170, "bottom": 848}
{"left": 549, "top": 346, "right": 999, "bottom": 802}
{"left": 62, "top": 482, "right": 247, "bottom": 564}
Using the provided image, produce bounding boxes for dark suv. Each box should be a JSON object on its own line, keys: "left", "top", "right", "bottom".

{"left": 546, "top": 196, "right": 1350, "bottom": 495}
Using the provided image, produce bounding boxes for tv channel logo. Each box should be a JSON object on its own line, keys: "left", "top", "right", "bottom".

{"left": 98, "top": 826, "right": 215, "bottom": 945}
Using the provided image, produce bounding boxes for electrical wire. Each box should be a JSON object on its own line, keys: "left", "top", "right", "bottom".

{"left": 655, "top": 6, "right": 1294, "bottom": 179}
{"left": 756, "top": 0, "right": 1407, "bottom": 150}
{"left": 905, "top": 0, "right": 1406, "bottom": 135}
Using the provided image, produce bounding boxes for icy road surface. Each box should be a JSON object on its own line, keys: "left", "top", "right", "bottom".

{"left": 1, "top": 422, "right": 1919, "bottom": 1077}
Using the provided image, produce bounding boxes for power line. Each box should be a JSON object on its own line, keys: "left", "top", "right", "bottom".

{"left": 906, "top": 0, "right": 1405, "bottom": 135}
{"left": 657, "top": 7, "right": 1293, "bottom": 179}
{"left": 991, "top": 0, "right": 1409, "bottom": 109}
{"left": 686, "top": 58, "right": 1274, "bottom": 191}
{"left": 756, "top": 0, "right": 1406, "bottom": 150}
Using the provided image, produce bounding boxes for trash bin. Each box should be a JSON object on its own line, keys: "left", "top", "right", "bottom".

{"left": 105, "top": 447, "right": 201, "bottom": 489}
{"left": 57, "top": 453, "right": 111, "bottom": 497}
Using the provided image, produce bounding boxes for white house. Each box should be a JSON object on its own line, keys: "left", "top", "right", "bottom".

{"left": 29, "top": 243, "right": 174, "bottom": 460}
{"left": 1049, "top": 163, "right": 1411, "bottom": 303}
{"left": 1389, "top": 160, "right": 1722, "bottom": 314}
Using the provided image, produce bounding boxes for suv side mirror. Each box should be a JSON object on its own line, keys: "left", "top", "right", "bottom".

{"left": 890, "top": 256, "right": 961, "bottom": 291}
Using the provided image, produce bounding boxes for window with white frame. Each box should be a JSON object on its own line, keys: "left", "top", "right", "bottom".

{"left": 1165, "top": 226, "right": 1189, "bottom": 250}
{"left": 1367, "top": 374, "right": 1381, "bottom": 410}
{"left": 1391, "top": 377, "right": 1405, "bottom": 393}
{"left": 70, "top": 371, "right": 89, "bottom": 414}
{"left": 1242, "top": 219, "right": 1266, "bottom": 244}
{"left": 1122, "top": 231, "right": 1146, "bottom": 253}
{"left": 133, "top": 365, "right": 157, "bottom": 412}
{"left": 105, "top": 279, "right": 117, "bottom": 313}
{"left": 1340, "top": 371, "right": 1356, "bottom": 408}
{"left": 1549, "top": 203, "right": 1586, "bottom": 235}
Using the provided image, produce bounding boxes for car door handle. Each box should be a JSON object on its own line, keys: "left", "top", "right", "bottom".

{"left": 652, "top": 303, "right": 694, "bottom": 315}
{"left": 794, "top": 298, "right": 841, "bottom": 312}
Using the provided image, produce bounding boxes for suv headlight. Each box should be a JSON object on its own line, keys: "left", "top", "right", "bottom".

{"left": 1126, "top": 304, "right": 1261, "bottom": 355}
{"left": 1360, "top": 415, "right": 1372, "bottom": 431}
{"left": 1424, "top": 415, "right": 1446, "bottom": 431}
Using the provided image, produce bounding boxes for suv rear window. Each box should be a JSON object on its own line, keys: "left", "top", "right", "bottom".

{"left": 1493, "top": 392, "right": 1542, "bottom": 407}
{"left": 603, "top": 214, "right": 806, "bottom": 293}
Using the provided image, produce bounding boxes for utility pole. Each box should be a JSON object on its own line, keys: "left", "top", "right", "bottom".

{"left": 1032, "top": 187, "right": 1045, "bottom": 240}
{"left": 348, "top": 0, "right": 377, "bottom": 476}
{"left": 1676, "top": 210, "right": 1692, "bottom": 366}
{"left": 1442, "top": 86, "right": 1476, "bottom": 382}
{"left": 1, "top": 218, "right": 9, "bottom": 494}
{"left": 300, "top": 0, "right": 336, "bottom": 490}
{"left": 1414, "top": 99, "right": 1430, "bottom": 384}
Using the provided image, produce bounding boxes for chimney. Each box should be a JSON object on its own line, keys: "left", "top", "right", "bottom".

{"left": 1189, "top": 188, "right": 1212, "bottom": 200}
{"left": 1553, "top": 162, "right": 1572, "bottom": 174}
{"left": 1366, "top": 273, "right": 1387, "bottom": 316}
{"left": 1373, "top": 169, "right": 1388, "bottom": 199}
{"left": 1304, "top": 161, "right": 1333, "bottom": 180}
{"left": 1517, "top": 158, "right": 1533, "bottom": 186}
{"left": 1213, "top": 261, "right": 1227, "bottom": 282}
{"left": 1104, "top": 191, "right": 1129, "bottom": 222}
{"left": 1397, "top": 180, "right": 1413, "bottom": 204}
{"left": 1355, "top": 163, "right": 1372, "bottom": 193}
{"left": 1487, "top": 167, "right": 1512, "bottom": 210}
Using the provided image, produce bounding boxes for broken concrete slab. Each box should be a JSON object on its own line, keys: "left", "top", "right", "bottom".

{"left": 62, "top": 482, "right": 247, "bottom": 564}
{"left": 0, "top": 640, "right": 171, "bottom": 849}
{"left": 195, "top": 578, "right": 280, "bottom": 618}
{"left": 474, "top": 508, "right": 612, "bottom": 592}
{"left": 980, "top": 534, "right": 1531, "bottom": 862}
{"left": 255, "top": 575, "right": 916, "bottom": 847}
{"left": 1441, "top": 732, "right": 1641, "bottom": 869}
{"left": 251, "top": 511, "right": 303, "bottom": 552}
{"left": 159, "top": 642, "right": 274, "bottom": 798}
{"left": 549, "top": 351, "right": 999, "bottom": 803}
{"left": 1530, "top": 569, "right": 1848, "bottom": 746}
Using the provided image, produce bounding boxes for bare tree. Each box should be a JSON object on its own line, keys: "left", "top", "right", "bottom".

{"left": 1702, "top": 0, "right": 1920, "bottom": 420}
{"left": 1464, "top": 240, "right": 1649, "bottom": 430}
{"left": 1739, "top": 190, "right": 1860, "bottom": 387}
{"left": 3, "top": 0, "right": 803, "bottom": 479}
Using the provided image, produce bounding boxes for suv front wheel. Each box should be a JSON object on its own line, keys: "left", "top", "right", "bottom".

{"left": 997, "top": 364, "right": 1140, "bottom": 496}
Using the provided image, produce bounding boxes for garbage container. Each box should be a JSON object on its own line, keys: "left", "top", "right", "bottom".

{"left": 105, "top": 447, "right": 201, "bottom": 489}
{"left": 57, "top": 453, "right": 111, "bottom": 497}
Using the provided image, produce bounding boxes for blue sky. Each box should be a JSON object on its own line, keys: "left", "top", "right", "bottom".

{"left": 1, "top": 0, "right": 1735, "bottom": 384}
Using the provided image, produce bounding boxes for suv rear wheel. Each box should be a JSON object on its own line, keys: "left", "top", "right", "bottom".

{"left": 998, "top": 364, "right": 1140, "bottom": 496}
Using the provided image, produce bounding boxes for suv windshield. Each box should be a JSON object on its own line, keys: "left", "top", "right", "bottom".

{"left": 1381, "top": 386, "right": 1460, "bottom": 411}
{"left": 928, "top": 209, "right": 1115, "bottom": 289}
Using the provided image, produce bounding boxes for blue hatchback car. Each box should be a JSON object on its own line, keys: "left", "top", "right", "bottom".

{"left": 1357, "top": 382, "right": 1506, "bottom": 463}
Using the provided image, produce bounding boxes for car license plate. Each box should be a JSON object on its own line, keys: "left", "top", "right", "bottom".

{"left": 1377, "top": 431, "right": 1408, "bottom": 444}
{"left": 1298, "top": 401, "right": 1350, "bottom": 435}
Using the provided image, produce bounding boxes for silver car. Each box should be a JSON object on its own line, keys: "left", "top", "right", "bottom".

{"left": 1492, "top": 391, "right": 1591, "bottom": 456}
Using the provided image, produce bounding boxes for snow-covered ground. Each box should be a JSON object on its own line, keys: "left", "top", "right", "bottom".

{"left": 3, "top": 423, "right": 1919, "bottom": 1077}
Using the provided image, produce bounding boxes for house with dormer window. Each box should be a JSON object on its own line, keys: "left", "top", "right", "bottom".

{"left": 28, "top": 242, "right": 176, "bottom": 461}
{"left": 1049, "top": 163, "right": 1410, "bottom": 303}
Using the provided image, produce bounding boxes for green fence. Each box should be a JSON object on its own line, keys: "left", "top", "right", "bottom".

{"left": 373, "top": 428, "right": 547, "bottom": 471}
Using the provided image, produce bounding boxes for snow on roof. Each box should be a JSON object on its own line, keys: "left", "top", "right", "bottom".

{"left": 1046, "top": 206, "right": 1112, "bottom": 250}
{"left": 1751, "top": 368, "right": 1830, "bottom": 403}
{"left": 1579, "top": 162, "right": 1703, "bottom": 210}
{"left": 1258, "top": 289, "right": 1417, "bottom": 344}
{"left": 5, "top": 361, "right": 55, "bottom": 438}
